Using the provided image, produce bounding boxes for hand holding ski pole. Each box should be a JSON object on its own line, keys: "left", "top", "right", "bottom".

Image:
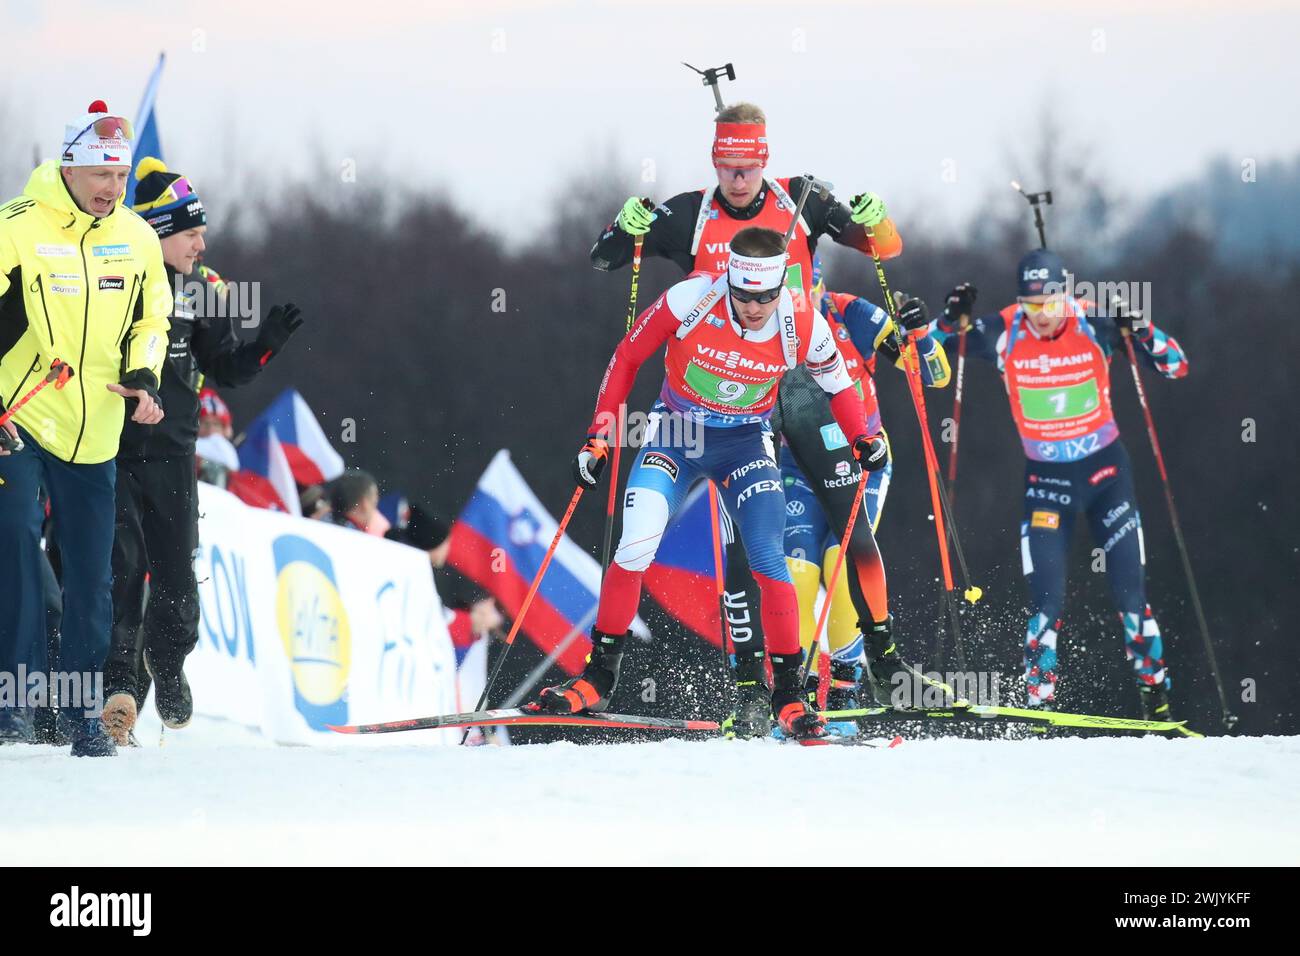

{"left": 0, "top": 358, "right": 75, "bottom": 454}
{"left": 573, "top": 437, "right": 610, "bottom": 488}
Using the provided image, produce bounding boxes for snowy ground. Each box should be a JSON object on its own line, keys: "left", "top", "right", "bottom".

{"left": 4, "top": 713, "right": 1298, "bottom": 866}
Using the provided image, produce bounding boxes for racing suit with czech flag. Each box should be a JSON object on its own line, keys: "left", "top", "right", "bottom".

{"left": 591, "top": 177, "right": 906, "bottom": 676}
{"left": 931, "top": 298, "right": 1187, "bottom": 706}
{"left": 589, "top": 270, "right": 871, "bottom": 662}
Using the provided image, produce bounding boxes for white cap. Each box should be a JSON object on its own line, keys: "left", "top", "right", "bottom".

{"left": 60, "top": 100, "right": 132, "bottom": 168}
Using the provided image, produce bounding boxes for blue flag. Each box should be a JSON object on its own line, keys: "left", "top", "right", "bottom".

{"left": 126, "top": 53, "right": 166, "bottom": 206}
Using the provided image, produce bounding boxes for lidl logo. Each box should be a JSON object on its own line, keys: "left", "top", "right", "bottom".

{"left": 273, "top": 535, "right": 351, "bottom": 730}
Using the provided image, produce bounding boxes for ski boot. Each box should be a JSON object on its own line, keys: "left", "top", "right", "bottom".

{"left": 143, "top": 646, "right": 193, "bottom": 729}
{"left": 723, "top": 679, "right": 773, "bottom": 739}
{"left": 531, "top": 629, "right": 626, "bottom": 714}
{"left": 724, "top": 650, "right": 772, "bottom": 739}
{"left": 861, "top": 617, "right": 960, "bottom": 709}
{"left": 771, "top": 652, "right": 826, "bottom": 742}
{"left": 1139, "top": 684, "right": 1175, "bottom": 725}
{"left": 821, "top": 660, "right": 864, "bottom": 737}
{"left": 69, "top": 717, "right": 117, "bottom": 757}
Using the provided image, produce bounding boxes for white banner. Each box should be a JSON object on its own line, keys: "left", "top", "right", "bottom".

{"left": 190, "top": 483, "right": 460, "bottom": 746}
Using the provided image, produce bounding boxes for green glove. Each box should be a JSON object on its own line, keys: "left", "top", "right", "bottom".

{"left": 850, "top": 192, "right": 887, "bottom": 228}
{"left": 615, "top": 196, "right": 656, "bottom": 236}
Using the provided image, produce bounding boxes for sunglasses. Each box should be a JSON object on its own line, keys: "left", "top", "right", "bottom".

{"left": 66, "top": 116, "right": 134, "bottom": 153}
{"left": 730, "top": 284, "right": 782, "bottom": 304}
{"left": 716, "top": 164, "right": 764, "bottom": 180}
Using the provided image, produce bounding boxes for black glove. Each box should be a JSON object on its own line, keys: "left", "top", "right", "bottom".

{"left": 572, "top": 437, "right": 609, "bottom": 488}
{"left": 118, "top": 368, "right": 161, "bottom": 407}
{"left": 852, "top": 435, "right": 889, "bottom": 473}
{"left": 1110, "top": 298, "right": 1151, "bottom": 336}
{"left": 254, "top": 303, "right": 305, "bottom": 361}
{"left": 896, "top": 296, "right": 930, "bottom": 332}
{"left": 940, "top": 283, "right": 978, "bottom": 332}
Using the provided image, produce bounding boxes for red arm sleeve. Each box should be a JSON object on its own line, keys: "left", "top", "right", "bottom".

{"left": 587, "top": 291, "right": 678, "bottom": 437}
{"left": 828, "top": 385, "right": 871, "bottom": 446}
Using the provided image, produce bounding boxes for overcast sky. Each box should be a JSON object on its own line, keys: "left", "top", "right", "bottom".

{"left": 4, "top": 0, "right": 1297, "bottom": 238}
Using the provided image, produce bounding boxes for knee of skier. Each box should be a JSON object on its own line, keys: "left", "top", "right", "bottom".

{"left": 612, "top": 487, "right": 670, "bottom": 573}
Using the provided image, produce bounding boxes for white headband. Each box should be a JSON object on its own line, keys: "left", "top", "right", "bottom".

{"left": 728, "top": 251, "right": 787, "bottom": 292}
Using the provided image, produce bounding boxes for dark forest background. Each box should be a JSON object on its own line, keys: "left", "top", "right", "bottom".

{"left": 205, "top": 147, "right": 1299, "bottom": 738}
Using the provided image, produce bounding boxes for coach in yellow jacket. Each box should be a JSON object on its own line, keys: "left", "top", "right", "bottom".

{"left": 0, "top": 100, "right": 171, "bottom": 756}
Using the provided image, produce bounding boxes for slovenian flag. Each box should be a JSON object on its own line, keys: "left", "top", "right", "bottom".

{"left": 238, "top": 388, "right": 345, "bottom": 487}
{"left": 643, "top": 481, "right": 726, "bottom": 646}
{"left": 449, "top": 450, "right": 649, "bottom": 675}
{"left": 126, "top": 52, "right": 166, "bottom": 206}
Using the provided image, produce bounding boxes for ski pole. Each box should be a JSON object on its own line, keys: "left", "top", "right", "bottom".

{"left": 474, "top": 484, "right": 587, "bottom": 712}
{"left": 1121, "top": 330, "right": 1237, "bottom": 730}
{"left": 859, "top": 224, "right": 980, "bottom": 662}
{"left": 800, "top": 468, "right": 869, "bottom": 709}
{"left": 0, "top": 359, "right": 75, "bottom": 452}
{"left": 707, "top": 481, "right": 734, "bottom": 679}
{"left": 946, "top": 324, "right": 968, "bottom": 495}
{"left": 599, "top": 228, "right": 648, "bottom": 575}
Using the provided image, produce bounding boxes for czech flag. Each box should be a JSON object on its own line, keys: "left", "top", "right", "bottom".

{"left": 448, "top": 450, "right": 649, "bottom": 675}
{"left": 238, "top": 388, "right": 344, "bottom": 487}
{"left": 643, "top": 481, "right": 726, "bottom": 646}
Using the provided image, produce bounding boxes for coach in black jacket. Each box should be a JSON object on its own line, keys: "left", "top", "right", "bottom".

{"left": 103, "top": 158, "right": 304, "bottom": 743}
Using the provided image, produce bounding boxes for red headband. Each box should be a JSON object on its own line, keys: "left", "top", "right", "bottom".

{"left": 712, "top": 122, "right": 769, "bottom": 167}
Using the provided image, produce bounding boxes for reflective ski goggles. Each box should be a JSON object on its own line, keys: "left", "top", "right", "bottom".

{"left": 1017, "top": 295, "right": 1066, "bottom": 316}
{"left": 65, "top": 116, "right": 134, "bottom": 151}
{"left": 134, "top": 174, "right": 198, "bottom": 212}
{"left": 729, "top": 284, "right": 782, "bottom": 304}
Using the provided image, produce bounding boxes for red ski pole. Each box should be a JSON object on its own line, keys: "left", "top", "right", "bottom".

{"left": 0, "top": 359, "right": 75, "bottom": 452}
{"left": 474, "top": 484, "right": 587, "bottom": 712}
{"left": 804, "top": 468, "right": 870, "bottom": 709}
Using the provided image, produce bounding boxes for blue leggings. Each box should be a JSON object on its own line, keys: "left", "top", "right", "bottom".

{"left": 1020, "top": 439, "right": 1168, "bottom": 704}
{"left": 599, "top": 405, "right": 800, "bottom": 655}
{"left": 0, "top": 427, "right": 116, "bottom": 702}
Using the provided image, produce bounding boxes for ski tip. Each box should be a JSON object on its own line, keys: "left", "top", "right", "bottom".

{"left": 886, "top": 734, "right": 904, "bottom": 748}
{"left": 685, "top": 720, "right": 722, "bottom": 732}
{"left": 326, "top": 724, "right": 358, "bottom": 734}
